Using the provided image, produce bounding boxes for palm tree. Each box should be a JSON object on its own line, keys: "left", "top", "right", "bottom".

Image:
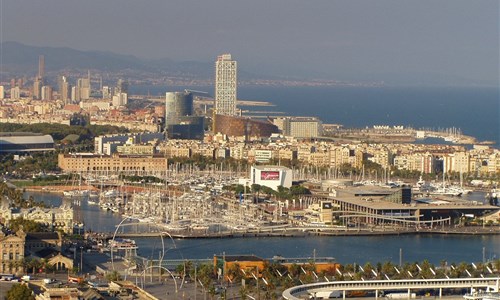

{"left": 226, "top": 263, "right": 243, "bottom": 283}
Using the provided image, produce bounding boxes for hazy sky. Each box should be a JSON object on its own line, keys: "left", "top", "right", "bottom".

{"left": 1, "top": 0, "right": 498, "bottom": 84}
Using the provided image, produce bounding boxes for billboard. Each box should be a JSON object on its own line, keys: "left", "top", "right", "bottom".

{"left": 260, "top": 171, "right": 280, "bottom": 181}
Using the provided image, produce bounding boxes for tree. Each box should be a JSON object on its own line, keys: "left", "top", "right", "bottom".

{"left": 6, "top": 283, "right": 35, "bottom": 300}
{"left": 9, "top": 218, "right": 46, "bottom": 233}
{"left": 106, "top": 270, "right": 122, "bottom": 281}
{"left": 226, "top": 263, "right": 243, "bottom": 283}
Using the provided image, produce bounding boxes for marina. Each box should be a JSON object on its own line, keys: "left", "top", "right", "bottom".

{"left": 24, "top": 189, "right": 500, "bottom": 265}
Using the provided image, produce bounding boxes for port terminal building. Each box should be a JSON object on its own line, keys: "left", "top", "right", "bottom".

{"left": 300, "top": 184, "right": 499, "bottom": 227}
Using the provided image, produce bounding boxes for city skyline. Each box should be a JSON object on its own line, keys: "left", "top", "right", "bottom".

{"left": 0, "top": 0, "right": 498, "bottom": 86}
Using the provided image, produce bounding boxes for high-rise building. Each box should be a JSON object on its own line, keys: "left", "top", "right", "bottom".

{"left": 77, "top": 77, "right": 91, "bottom": 101}
{"left": 0, "top": 86, "right": 4, "bottom": 99}
{"left": 38, "top": 55, "right": 45, "bottom": 79}
{"left": 58, "top": 76, "right": 70, "bottom": 103}
{"left": 165, "top": 91, "right": 193, "bottom": 125}
{"left": 112, "top": 93, "right": 128, "bottom": 107}
{"left": 116, "top": 79, "right": 129, "bottom": 95}
{"left": 41, "top": 85, "right": 53, "bottom": 101}
{"left": 164, "top": 91, "right": 204, "bottom": 139}
{"left": 61, "top": 81, "right": 70, "bottom": 103}
{"left": 214, "top": 54, "right": 237, "bottom": 116}
{"left": 71, "top": 86, "right": 77, "bottom": 102}
{"left": 10, "top": 87, "right": 20, "bottom": 99}
{"left": 102, "top": 86, "right": 112, "bottom": 99}
{"left": 33, "top": 77, "right": 42, "bottom": 100}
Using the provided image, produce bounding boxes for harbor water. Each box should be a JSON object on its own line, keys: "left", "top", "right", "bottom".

{"left": 27, "top": 191, "right": 500, "bottom": 265}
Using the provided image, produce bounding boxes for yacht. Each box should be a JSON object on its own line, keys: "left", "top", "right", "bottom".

{"left": 63, "top": 190, "right": 90, "bottom": 197}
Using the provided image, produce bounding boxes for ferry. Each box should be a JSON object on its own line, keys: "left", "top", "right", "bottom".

{"left": 109, "top": 238, "right": 137, "bottom": 249}
{"left": 464, "top": 292, "right": 500, "bottom": 300}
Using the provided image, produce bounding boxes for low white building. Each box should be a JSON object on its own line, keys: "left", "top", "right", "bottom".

{"left": 250, "top": 165, "right": 292, "bottom": 191}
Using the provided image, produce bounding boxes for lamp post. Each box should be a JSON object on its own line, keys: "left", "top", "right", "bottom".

{"left": 80, "top": 246, "right": 83, "bottom": 275}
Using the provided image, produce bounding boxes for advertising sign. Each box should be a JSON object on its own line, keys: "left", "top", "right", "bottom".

{"left": 260, "top": 171, "right": 280, "bottom": 181}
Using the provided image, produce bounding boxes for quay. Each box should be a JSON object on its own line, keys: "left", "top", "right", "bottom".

{"left": 108, "top": 226, "right": 500, "bottom": 239}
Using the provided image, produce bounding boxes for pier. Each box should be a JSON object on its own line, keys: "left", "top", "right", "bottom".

{"left": 106, "top": 226, "right": 500, "bottom": 240}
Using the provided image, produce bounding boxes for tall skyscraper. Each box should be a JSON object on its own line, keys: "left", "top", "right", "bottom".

{"left": 77, "top": 76, "right": 91, "bottom": 101}
{"left": 38, "top": 55, "right": 45, "bottom": 79}
{"left": 33, "top": 77, "right": 42, "bottom": 100}
{"left": 41, "top": 85, "right": 53, "bottom": 101}
{"left": 116, "top": 79, "right": 129, "bottom": 94}
{"left": 58, "top": 76, "right": 70, "bottom": 104}
{"left": 10, "top": 87, "right": 20, "bottom": 99}
{"left": 214, "top": 54, "right": 237, "bottom": 116}
{"left": 0, "top": 86, "right": 5, "bottom": 99}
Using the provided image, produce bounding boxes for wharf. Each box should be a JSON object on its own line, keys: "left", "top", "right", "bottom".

{"left": 111, "top": 226, "right": 500, "bottom": 239}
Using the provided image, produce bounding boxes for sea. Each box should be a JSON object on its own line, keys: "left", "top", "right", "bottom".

{"left": 27, "top": 192, "right": 500, "bottom": 266}
{"left": 130, "top": 85, "right": 500, "bottom": 148}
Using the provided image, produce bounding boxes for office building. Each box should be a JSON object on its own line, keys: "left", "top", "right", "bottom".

{"left": 41, "top": 85, "right": 53, "bottom": 101}
{"left": 77, "top": 77, "right": 91, "bottom": 101}
{"left": 38, "top": 55, "right": 45, "bottom": 79}
{"left": 58, "top": 76, "right": 70, "bottom": 103}
{"left": 164, "top": 91, "right": 204, "bottom": 139}
{"left": 275, "top": 117, "right": 323, "bottom": 138}
{"left": 112, "top": 92, "right": 128, "bottom": 107}
{"left": 165, "top": 91, "right": 193, "bottom": 125}
{"left": 116, "top": 79, "right": 129, "bottom": 94}
{"left": 214, "top": 54, "right": 237, "bottom": 116}
{"left": 0, "top": 86, "right": 4, "bottom": 99}
{"left": 10, "top": 87, "right": 20, "bottom": 99}
{"left": 33, "top": 77, "right": 42, "bottom": 99}
{"left": 102, "top": 86, "right": 112, "bottom": 99}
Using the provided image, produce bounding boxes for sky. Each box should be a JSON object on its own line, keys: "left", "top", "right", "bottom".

{"left": 1, "top": 0, "right": 498, "bottom": 85}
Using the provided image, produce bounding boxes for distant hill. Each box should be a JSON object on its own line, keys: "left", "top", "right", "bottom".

{"left": 1, "top": 41, "right": 150, "bottom": 72}
{"left": 0, "top": 41, "right": 258, "bottom": 80}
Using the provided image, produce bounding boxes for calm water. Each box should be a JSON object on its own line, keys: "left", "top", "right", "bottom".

{"left": 27, "top": 192, "right": 500, "bottom": 265}
{"left": 131, "top": 85, "right": 500, "bottom": 147}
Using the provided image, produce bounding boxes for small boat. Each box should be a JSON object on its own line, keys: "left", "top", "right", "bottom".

{"left": 64, "top": 190, "right": 90, "bottom": 197}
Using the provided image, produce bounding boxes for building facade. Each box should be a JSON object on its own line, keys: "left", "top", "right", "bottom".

{"left": 0, "top": 230, "right": 25, "bottom": 275}
{"left": 214, "top": 54, "right": 237, "bottom": 116}
{"left": 165, "top": 92, "right": 193, "bottom": 125}
{"left": 250, "top": 165, "right": 293, "bottom": 191}
{"left": 58, "top": 153, "right": 168, "bottom": 175}
{"left": 276, "top": 117, "right": 323, "bottom": 138}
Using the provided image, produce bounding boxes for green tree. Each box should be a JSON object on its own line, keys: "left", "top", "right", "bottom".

{"left": 106, "top": 270, "right": 122, "bottom": 281}
{"left": 9, "top": 218, "right": 46, "bottom": 233}
{"left": 6, "top": 283, "right": 35, "bottom": 300}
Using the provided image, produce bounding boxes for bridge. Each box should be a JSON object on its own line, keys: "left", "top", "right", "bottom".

{"left": 282, "top": 277, "right": 500, "bottom": 299}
